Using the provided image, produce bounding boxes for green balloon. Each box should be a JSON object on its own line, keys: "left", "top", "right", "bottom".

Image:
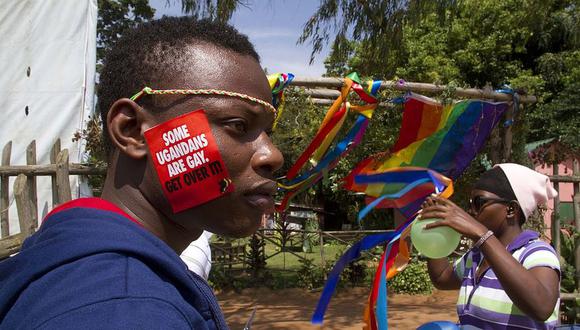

{"left": 410, "top": 218, "right": 461, "bottom": 259}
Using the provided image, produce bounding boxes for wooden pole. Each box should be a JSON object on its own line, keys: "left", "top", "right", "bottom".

{"left": 55, "top": 149, "right": 72, "bottom": 204}
{"left": 319, "top": 228, "right": 325, "bottom": 272}
{"left": 489, "top": 126, "right": 502, "bottom": 165}
{"left": 550, "top": 175, "right": 580, "bottom": 183}
{"left": 573, "top": 159, "right": 580, "bottom": 292}
{"left": 552, "top": 163, "right": 560, "bottom": 255}
{"left": 1, "top": 141, "right": 11, "bottom": 237}
{"left": 14, "top": 174, "right": 35, "bottom": 237}
{"left": 26, "top": 141, "right": 38, "bottom": 227}
{"left": 310, "top": 97, "right": 393, "bottom": 107}
{"left": 289, "top": 77, "right": 538, "bottom": 104}
{"left": 502, "top": 101, "right": 516, "bottom": 162}
{"left": 50, "top": 139, "right": 61, "bottom": 207}
{"left": 0, "top": 234, "right": 24, "bottom": 259}
{"left": 0, "top": 163, "right": 106, "bottom": 176}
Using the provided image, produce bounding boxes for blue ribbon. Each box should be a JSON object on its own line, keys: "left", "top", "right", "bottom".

{"left": 354, "top": 170, "right": 446, "bottom": 190}
{"left": 495, "top": 85, "right": 519, "bottom": 127}
{"left": 311, "top": 231, "right": 399, "bottom": 324}
{"left": 376, "top": 232, "right": 401, "bottom": 330}
{"left": 357, "top": 178, "right": 431, "bottom": 221}
{"left": 370, "top": 80, "right": 382, "bottom": 96}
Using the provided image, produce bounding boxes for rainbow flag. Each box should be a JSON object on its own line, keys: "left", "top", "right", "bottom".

{"left": 345, "top": 93, "right": 508, "bottom": 216}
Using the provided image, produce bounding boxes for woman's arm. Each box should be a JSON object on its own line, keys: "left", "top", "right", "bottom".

{"left": 426, "top": 258, "right": 462, "bottom": 290}
{"left": 477, "top": 235, "right": 559, "bottom": 321}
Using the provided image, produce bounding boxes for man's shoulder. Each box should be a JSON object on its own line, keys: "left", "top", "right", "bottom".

{"left": 4, "top": 253, "right": 201, "bottom": 329}
{"left": 43, "top": 252, "right": 191, "bottom": 303}
{"left": 31, "top": 296, "right": 201, "bottom": 330}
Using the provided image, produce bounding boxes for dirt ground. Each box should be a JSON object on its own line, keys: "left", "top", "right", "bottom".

{"left": 218, "top": 288, "right": 458, "bottom": 330}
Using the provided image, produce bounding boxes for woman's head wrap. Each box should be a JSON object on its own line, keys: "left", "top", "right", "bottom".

{"left": 474, "top": 163, "right": 557, "bottom": 220}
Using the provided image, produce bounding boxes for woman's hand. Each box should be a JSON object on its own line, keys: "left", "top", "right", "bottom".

{"left": 419, "top": 196, "right": 488, "bottom": 240}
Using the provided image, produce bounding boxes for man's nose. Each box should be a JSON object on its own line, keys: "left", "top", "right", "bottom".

{"left": 251, "top": 132, "right": 284, "bottom": 176}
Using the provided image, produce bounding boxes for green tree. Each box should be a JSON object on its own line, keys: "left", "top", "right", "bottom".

{"left": 299, "top": 0, "right": 456, "bottom": 64}
{"left": 97, "top": 0, "right": 155, "bottom": 62}
{"left": 313, "top": 0, "right": 580, "bottom": 151}
{"left": 166, "top": 0, "right": 246, "bottom": 22}
{"left": 297, "top": 0, "right": 579, "bottom": 223}
{"left": 530, "top": 51, "right": 580, "bottom": 151}
{"left": 97, "top": 1, "right": 244, "bottom": 62}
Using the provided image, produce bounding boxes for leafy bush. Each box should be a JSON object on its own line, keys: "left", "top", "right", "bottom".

{"left": 389, "top": 257, "right": 434, "bottom": 295}
{"left": 245, "top": 234, "right": 266, "bottom": 277}
{"left": 296, "top": 258, "right": 328, "bottom": 290}
{"left": 296, "top": 249, "right": 377, "bottom": 290}
{"left": 559, "top": 224, "right": 580, "bottom": 323}
{"left": 209, "top": 264, "right": 277, "bottom": 292}
{"left": 343, "top": 259, "right": 368, "bottom": 287}
{"left": 208, "top": 264, "right": 242, "bottom": 291}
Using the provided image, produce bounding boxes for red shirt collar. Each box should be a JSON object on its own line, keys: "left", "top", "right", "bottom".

{"left": 45, "top": 198, "right": 141, "bottom": 226}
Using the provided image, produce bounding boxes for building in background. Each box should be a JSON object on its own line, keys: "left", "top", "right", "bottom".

{"left": 527, "top": 138, "right": 579, "bottom": 238}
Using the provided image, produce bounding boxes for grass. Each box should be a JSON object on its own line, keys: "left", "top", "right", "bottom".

{"left": 211, "top": 233, "right": 384, "bottom": 291}
{"left": 220, "top": 233, "right": 353, "bottom": 273}
{"left": 264, "top": 241, "right": 347, "bottom": 271}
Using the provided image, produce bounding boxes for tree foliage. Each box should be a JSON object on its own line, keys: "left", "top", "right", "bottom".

{"left": 97, "top": 1, "right": 244, "bottom": 62}
{"left": 97, "top": 0, "right": 155, "bottom": 61}
{"left": 308, "top": 0, "right": 580, "bottom": 152}
{"left": 299, "top": 0, "right": 456, "bottom": 65}
{"left": 164, "top": 0, "right": 246, "bottom": 22}
{"left": 292, "top": 0, "right": 580, "bottom": 223}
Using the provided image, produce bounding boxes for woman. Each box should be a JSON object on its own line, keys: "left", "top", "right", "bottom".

{"left": 420, "top": 163, "right": 560, "bottom": 329}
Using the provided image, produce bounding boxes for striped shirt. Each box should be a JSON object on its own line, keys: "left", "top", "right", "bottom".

{"left": 453, "top": 230, "right": 560, "bottom": 329}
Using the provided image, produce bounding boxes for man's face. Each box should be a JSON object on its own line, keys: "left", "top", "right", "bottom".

{"left": 142, "top": 42, "right": 283, "bottom": 237}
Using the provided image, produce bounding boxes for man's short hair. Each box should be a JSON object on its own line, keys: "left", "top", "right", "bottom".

{"left": 97, "top": 16, "right": 260, "bottom": 154}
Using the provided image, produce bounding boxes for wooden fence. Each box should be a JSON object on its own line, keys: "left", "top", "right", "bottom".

{"left": 0, "top": 139, "right": 105, "bottom": 259}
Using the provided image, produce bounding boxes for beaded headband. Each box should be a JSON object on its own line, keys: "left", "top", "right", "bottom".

{"left": 130, "top": 86, "right": 277, "bottom": 114}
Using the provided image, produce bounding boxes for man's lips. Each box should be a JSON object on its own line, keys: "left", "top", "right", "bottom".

{"left": 243, "top": 181, "right": 277, "bottom": 211}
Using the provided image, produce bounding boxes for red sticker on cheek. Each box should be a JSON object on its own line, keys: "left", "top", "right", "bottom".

{"left": 144, "top": 109, "right": 234, "bottom": 213}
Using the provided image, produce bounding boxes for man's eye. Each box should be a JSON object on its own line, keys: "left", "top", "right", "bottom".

{"left": 225, "top": 120, "right": 248, "bottom": 134}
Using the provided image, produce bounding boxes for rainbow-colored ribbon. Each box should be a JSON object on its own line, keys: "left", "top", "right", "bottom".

{"left": 312, "top": 168, "right": 454, "bottom": 329}
{"left": 268, "top": 73, "right": 294, "bottom": 129}
{"left": 277, "top": 73, "right": 381, "bottom": 211}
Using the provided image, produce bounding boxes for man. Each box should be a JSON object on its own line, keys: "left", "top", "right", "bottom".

{"left": 0, "top": 17, "right": 283, "bottom": 329}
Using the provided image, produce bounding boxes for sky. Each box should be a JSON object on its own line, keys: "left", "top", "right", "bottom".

{"left": 148, "top": 0, "right": 330, "bottom": 77}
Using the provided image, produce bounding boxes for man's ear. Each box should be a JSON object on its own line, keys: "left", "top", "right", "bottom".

{"left": 106, "top": 98, "right": 151, "bottom": 159}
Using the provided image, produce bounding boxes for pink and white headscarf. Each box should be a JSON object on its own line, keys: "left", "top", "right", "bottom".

{"left": 495, "top": 163, "right": 558, "bottom": 219}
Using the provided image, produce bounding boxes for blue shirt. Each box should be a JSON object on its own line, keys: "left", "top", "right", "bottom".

{"left": 0, "top": 198, "right": 229, "bottom": 329}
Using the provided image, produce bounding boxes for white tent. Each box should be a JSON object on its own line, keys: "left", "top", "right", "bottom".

{"left": 0, "top": 0, "right": 97, "bottom": 234}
